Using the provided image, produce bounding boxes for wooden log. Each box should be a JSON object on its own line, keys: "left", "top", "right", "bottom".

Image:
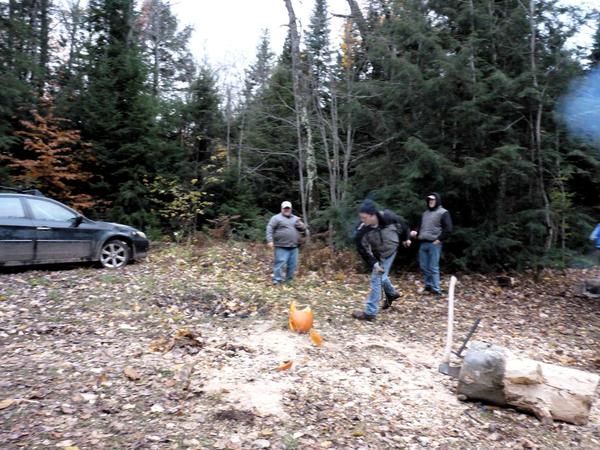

{"left": 457, "top": 341, "right": 600, "bottom": 425}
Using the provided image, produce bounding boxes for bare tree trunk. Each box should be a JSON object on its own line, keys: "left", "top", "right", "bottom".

{"left": 153, "top": 2, "right": 162, "bottom": 97}
{"left": 529, "top": 0, "right": 553, "bottom": 252}
{"left": 283, "top": 0, "right": 310, "bottom": 228}
{"left": 468, "top": 0, "right": 476, "bottom": 85}
{"left": 488, "top": 0, "right": 497, "bottom": 65}
{"left": 237, "top": 112, "right": 245, "bottom": 176}
{"left": 38, "top": 0, "right": 49, "bottom": 95}
{"left": 8, "top": 0, "right": 16, "bottom": 69}
{"left": 342, "top": 66, "right": 353, "bottom": 201}
{"left": 65, "top": 0, "right": 82, "bottom": 75}
{"left": 225, "top": 85, "right": 233, "bottom": 168}
{"left": 555, "top": 133, "right": 566, "bottom": 266}
{"left": 331, "top": 82, "right": 342, "bottom": 203}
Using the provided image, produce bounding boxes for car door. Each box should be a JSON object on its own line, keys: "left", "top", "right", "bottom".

{"left": 25, "top": 197, "right": 96, "bottom": 262}
{"left": 0, "top": 196, "right": 36, "bottom": 264}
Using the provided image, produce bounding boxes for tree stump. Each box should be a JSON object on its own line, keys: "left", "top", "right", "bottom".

{"left": 457, "top": 341, "right": 600, "bottom": 425}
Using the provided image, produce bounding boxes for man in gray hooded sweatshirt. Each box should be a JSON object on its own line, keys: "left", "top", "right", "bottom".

{"left": 266, "top": 201, "right": 306, "bottom": 284}
{"left": 410, "top": 193, "right": 452, "bottom": 296}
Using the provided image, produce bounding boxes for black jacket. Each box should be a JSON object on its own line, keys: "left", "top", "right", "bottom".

{"left": 354, "top": 210, "right": 410, "bottom": 267}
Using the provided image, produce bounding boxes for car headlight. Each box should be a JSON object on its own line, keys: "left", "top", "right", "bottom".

{"left": 132, "top": 230, "right": 147, "bottom": 239}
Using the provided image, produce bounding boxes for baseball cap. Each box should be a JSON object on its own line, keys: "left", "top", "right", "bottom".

{"left": 281, "top": 201, "right": 292, "bottom": 209}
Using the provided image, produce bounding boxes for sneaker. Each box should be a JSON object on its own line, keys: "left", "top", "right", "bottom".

{"left": 352, "top": 311, "right": 376, "bottom": 321}
{"left": 382, "top": 292, "right": 401, "bottom": 310}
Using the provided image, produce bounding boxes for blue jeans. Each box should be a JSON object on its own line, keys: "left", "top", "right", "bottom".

{"left": 365, "top": 252, "right": 397, "bottom": 316}
{"left": 419, "top": 241, "right": 442, "bottom": 293}
{"left": 273, "top": 247, "right": 299, "bottom": 283}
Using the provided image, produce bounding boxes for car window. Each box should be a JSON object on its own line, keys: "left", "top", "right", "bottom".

{"left": 28, "top": 198, "right": 77, "bottom": 222}
{"left": 0, "top": 197, "right": 26, "bottom": 219}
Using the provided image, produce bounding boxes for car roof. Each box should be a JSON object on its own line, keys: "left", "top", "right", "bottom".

{"left": 0, "top": 193, "right": 47, "bottom": 199}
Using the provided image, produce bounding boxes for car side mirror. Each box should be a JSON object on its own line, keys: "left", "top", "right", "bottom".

{"left": 72, "top": 215, "right": 84, "bottom": 227}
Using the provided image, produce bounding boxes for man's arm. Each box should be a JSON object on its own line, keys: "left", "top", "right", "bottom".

{"left": 438, "top": 211, "right": 453, "bottom": 242}
{"left": 266, "top": 216, "right": 277, "bottom": 243}
{"left": 294, "top": 216, "right": 306, "bottom": 231}
{"left": 355, "top": 225, "right": 377, "bottom": 267}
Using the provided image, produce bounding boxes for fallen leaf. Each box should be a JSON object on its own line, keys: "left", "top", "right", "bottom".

{"left": 276, "top": 360, "right": 293, "bottom": 372}
{"left": 123, "top": 366, "right": 140, "bottom": 381}
{"left": 310, "top": 329, "right": 323, "bottom": 346}
{"left": 0, "top": 399, "right": 15, "bottom": 410}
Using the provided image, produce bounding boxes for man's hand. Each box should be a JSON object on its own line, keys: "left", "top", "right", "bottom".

{"left": 403, "top": 240, "right": 412, "bottom": 248}
{"left": 373, "top": 262, "right": 385, "bottom": 273}
{"left": 267, "top": 242, "right": 274, "bottom": 249}
{"left": 410, "top": 230, "right": 418, "bottom": 238}
{"left": 433, "top": 239, "right": 441, "bottom": 245}
{"left": 295, "top": 220, "right": 305, "bottom": 230}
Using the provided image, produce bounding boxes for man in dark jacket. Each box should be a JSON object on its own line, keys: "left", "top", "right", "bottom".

{"left": 352, "top": 200, "right": 412, "bottom": 321}
{"left": 266, "top": 201, "right": 306, "bottom": 285}
{"left": 410, "top": 193, "right": 452, "bottom": 296}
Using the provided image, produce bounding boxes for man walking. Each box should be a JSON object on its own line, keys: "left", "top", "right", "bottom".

{"left": 266, "top": 201, "right": 306, "bottom": 285}
{"left": 410, "top": 193, "right": 452, "bottom": 296}
{"left": 352, "top": 200, "right": 411, "bottom": 321}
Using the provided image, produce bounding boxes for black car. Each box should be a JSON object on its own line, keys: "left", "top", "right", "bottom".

{"left": 0, "top": 190, "right": 149, "bottom": 269}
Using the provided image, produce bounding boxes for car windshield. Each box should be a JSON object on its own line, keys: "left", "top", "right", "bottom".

{"left": 28, "top": 198, "right": 77, "bottom": 222}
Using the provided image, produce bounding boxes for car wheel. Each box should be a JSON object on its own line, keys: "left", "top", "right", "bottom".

{"left": 100, "top": 239, "right": 130, "bottom": 269}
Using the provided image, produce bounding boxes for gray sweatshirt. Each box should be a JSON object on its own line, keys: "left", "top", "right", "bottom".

{"left": 266, "top": 213, "right": 305, "bottom": 248}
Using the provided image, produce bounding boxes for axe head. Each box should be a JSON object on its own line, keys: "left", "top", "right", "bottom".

{"left": 438, "top": 362, "right": 461, "bottom": 378}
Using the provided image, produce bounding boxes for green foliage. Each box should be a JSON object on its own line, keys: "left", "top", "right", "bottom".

{"left": 145, "top": 175, "right": 212, "bottom": 239}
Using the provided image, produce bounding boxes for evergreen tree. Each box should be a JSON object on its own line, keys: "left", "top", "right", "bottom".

{"left": 243, "top": 29, "right": 275, "bottom": 99}
{"left": 80, "top": 0, "right": 159, "bottom": 226}
{"left": 306, "top": 0, "right": 331, "bottom": 91}
{"left": 138, "top": 0, "right": 195, "bottom": 98}
{"left": 180, "top": 67, "right": 224, "bottom": 180}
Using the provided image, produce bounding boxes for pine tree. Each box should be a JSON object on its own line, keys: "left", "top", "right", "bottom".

{"left": 180, "top": 67, "right": 224, "bottom": 180}
{"left": 80, "top": 0, "right": 159, "bottom": 226}
{"left": 306, "top": 0, "right": 331, "bottom": 91}
{"left": 244, "top": 29, "right": 275, "bottom": 99}
{"left": 138, "top": 0, "right": 195, "bottom": 98}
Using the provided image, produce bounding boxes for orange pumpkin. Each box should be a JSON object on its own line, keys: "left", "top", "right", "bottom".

{"left": 288, "top": 301, "right": 314, "bottom": 333}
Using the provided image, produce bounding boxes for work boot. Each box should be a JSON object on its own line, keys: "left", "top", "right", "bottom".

{"left": 352, "top": 311, "right": 376, "bottom": 322}
{"left": 382, "top": 292, "right": 401, "bottom": 310}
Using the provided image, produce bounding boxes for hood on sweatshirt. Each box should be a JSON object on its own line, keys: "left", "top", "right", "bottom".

{"left": 426, "top": 192, "right": 442, "bottom": 211}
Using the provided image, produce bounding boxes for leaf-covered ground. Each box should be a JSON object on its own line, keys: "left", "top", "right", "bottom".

{"left": 1, "top": 241, "right": 600, "bottom": 450}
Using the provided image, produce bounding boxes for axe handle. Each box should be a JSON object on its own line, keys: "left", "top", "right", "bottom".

{"left": 442, "top": 276, "right": 458, "bottom": 364}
